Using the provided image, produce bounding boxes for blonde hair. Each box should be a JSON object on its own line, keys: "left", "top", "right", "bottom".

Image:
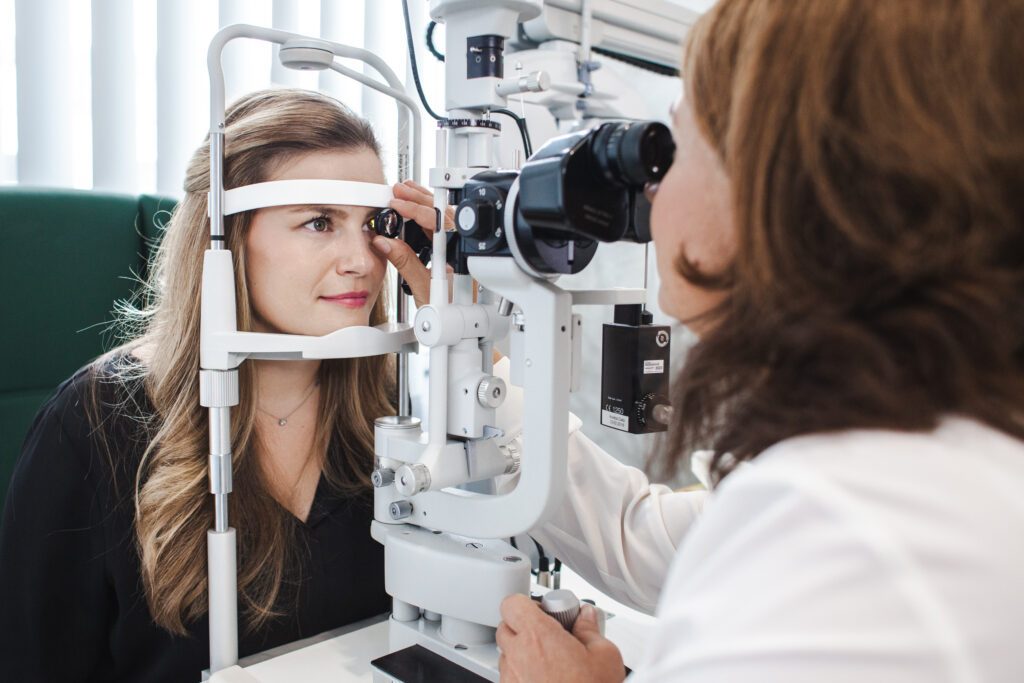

{"left": 90, "top": 89, "right": 395, "bottom": 634}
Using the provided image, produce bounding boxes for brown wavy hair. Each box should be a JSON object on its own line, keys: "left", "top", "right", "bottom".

{"left": 88, "top": 89, "right": 395, "bottom": 634}
{"left": 659, "top": 0, "right": 1024, "bottom": 485}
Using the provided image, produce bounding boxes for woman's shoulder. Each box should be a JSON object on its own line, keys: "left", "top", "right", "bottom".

{"left": 746, "top": 417, "right": 1024, "bottom": 498}
{"left": 39, "top": 351, "right": 149, "bottom": 432}
{"left": 20, "top": 351, "right": 153, "bottom": 480}
{"left": 683, "top": 418, "right": 1024, "bottom": 602}
{"left": 652, "top": 421, "right": 1024, "bottom": 680}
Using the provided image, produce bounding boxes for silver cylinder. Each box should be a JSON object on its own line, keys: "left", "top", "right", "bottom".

{"left": 208, "top": 406, "right": 232, "bottom": 456}
{"left": 389, "top": 500, "right": 414, "bottom": 520}
{"left": 209, "top": 132, "right": 225, "bottom": 249}
{"left": 371, "top": 468, "right": 395, "bottom": 488}
{"left": 214, "top": 494, "right": 229, "bottom": 533}
{"left": 392, "top": 598, "right": 420, "bottom": 623}
{"left": 440, "top": 615, "right": 496, "bottom": 646}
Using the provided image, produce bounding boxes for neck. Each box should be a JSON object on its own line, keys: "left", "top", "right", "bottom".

{"left": 253, "top": 359, "right": 321, "bottom": 406}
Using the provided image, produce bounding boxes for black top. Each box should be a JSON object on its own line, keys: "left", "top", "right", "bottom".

{"left": 0, "top": 361, "right": 389, "bottom": 682}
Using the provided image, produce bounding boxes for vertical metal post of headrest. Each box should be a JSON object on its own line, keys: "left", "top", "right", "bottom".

{"left": 209, "top": 131, "right": 225, "bottom": 250}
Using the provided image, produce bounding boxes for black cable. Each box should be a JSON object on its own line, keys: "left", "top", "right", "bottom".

{"left": 401, "top": 0, "right": 443, "bottom": 121}
{"left": 531, "top": 537, "right": 546, "bottom": 562}
{"left": 426, "top": 21, "right": 445, "bottom": 62}
{"left": 491, "top": 108, "right": 533, "bottom": 158}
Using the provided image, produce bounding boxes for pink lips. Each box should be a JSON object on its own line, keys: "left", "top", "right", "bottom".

{"left": 321, "top": 290, "right": 370, "bottom": 309}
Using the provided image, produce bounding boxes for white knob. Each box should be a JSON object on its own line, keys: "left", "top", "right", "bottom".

{"left": 540, "top": 589, "right": 580, "bottom": 631}
{"left": 477, "top": 376, "right": 507, "bottom": 409}
{"left": 394, "top": 463, "right": 431, "bottom": 496}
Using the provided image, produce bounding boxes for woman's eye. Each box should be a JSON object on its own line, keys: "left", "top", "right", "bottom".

{"left": 302, "top": 216, "right": 330, "bottom": 232}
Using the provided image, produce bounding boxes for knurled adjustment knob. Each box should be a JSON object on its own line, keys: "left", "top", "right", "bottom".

{"left": 540, "top": 589, "right": 581, "bottom": 631}
{"left": 371, "top": 468, "right": 395, "bottom": 488}
{"left": 477, "top": 376, "right": 507, "bottom": 408}
{"left": 635, "top": 392, "right": 656, "bottom": 426}
{"left": 395, "top": 463, "right": 431, "bottom": 496}
{"left": 636, "top": 392, "right": 670, "bottom": 427}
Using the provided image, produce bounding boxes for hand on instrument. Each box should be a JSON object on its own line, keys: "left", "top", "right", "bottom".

{"left": 496, "top": 594, "right": 626, "bottom": 683}
{"left": 371, "top": 179, "right": 455, "bottom": 308}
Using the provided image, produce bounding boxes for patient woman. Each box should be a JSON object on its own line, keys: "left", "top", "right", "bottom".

{"left": 0, "top": 89, "right": 442, "bottom": 680}
{"left": 486, "top": 0, "right": 1024, "bottom": 681}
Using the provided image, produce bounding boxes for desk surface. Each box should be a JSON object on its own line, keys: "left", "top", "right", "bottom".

{"left": 235, "top": 567, "right": 655, "bottom": 682}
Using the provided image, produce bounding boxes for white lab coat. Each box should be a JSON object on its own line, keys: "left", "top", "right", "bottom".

{"left": 495, "top": 361, "right": 1024, "bottom": 682}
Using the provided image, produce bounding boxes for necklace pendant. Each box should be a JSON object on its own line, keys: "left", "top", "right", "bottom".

{"left": 278, "top": 418, "right": 288, "bottom": 427}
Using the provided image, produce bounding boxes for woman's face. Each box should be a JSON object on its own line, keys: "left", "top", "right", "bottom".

{"left": 649, "top": 95, "right": 737, "bottom": 333}
{"left": 245, "top": 148, "right": 388, "bottom": 336}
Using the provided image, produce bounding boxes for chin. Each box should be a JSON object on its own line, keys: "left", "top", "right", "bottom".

{"left": 657, "top": 291, "right": 684, "bottom": 323}
{"left": 322, "top": 314, "right": 372, "bottom": 334}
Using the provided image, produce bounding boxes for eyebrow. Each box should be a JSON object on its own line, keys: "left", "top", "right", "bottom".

{"left": 286, "top": 205, "right": 377, "bottom": 221}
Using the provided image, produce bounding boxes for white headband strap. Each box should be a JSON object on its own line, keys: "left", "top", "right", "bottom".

{"left": 222, "top": 179, "right": 394, "bottom": 216}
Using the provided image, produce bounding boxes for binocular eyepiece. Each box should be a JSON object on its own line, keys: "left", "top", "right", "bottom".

{"left": 591, "top": 120, "right": 674, "bottom": 189}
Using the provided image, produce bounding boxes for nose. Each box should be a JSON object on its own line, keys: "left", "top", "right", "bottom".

{"left": 332, "top": 221, "right": 376, "bottom": 276}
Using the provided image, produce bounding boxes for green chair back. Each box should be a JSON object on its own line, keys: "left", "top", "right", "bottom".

{"left": 0, "top": 187, "right": 175, "bottom": 506}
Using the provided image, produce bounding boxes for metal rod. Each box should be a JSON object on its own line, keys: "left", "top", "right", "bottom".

{"left": 643, "top": 242, "right": 650, "bottom": 292}
{"left": 214, "top": 495, "right": 229, "bottom": 533}
{"left": 428, "top": 127, "right": 450, "bottom": 447}
{"left": 397, "top": 297, "right": 411, "bottom": 416}
{"left": 209, "top": 132, "right": 224, "bottom": 249}
{"left": 208, "top": 405, "right": 233, "bottom": 533}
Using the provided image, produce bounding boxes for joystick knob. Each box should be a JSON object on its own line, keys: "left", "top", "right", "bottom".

{"left": 540, "top": 589, "right": 581, "bottom": 631}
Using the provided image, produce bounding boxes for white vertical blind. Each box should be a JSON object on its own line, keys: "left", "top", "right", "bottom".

{"left": 14, "top": 0, "right": 75, "bottom": 186}
{"left": 0, "top": 0, "right": 19, "bottom": 183}
{"left": 92, "top": 0, "right": 137, "bottom": 192}
{"left": 132, "top": 0, "right": 157, "bottom": 193}
{"left": 318, "top": 0, "right": 364, "bottom": 116}
{"left": 271, "top": 0, "right": 320, "bottom": 90}
{"left": 0, "top": 0, "right": 709, "bottom": 196}
{"left": 361, "top": 0, "right": 406, "bottom": 183}
{"left": 155, "top": 0, "right": 217, "bottom": 195}
{"left": 219, "top": 0, "right": 273, "bottom": 107}
{"left": 405, "top": 0, "right": 442, "bottom": 182}
{"left": 1, "top": 0, "right": 450, "bottom": 195}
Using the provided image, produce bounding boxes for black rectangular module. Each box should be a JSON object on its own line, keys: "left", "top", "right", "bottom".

{"left": 601, "top": 305, "right": 671, "bottom": 435}
{"left": 370, "top": 645, "right": 491, "bottom": 683}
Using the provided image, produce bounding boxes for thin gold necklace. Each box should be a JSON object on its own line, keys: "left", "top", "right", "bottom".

{"left": 258, "top": 379, "right": 320, "bottom": 427}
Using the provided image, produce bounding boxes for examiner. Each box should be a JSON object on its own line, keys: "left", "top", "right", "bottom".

{"left": 487, "top": 1, "right": 1024, "bottom": 681}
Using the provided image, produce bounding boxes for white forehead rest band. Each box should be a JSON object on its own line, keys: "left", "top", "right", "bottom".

{"left": 221, "top": 179, "right": 394, "bottom": 216}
